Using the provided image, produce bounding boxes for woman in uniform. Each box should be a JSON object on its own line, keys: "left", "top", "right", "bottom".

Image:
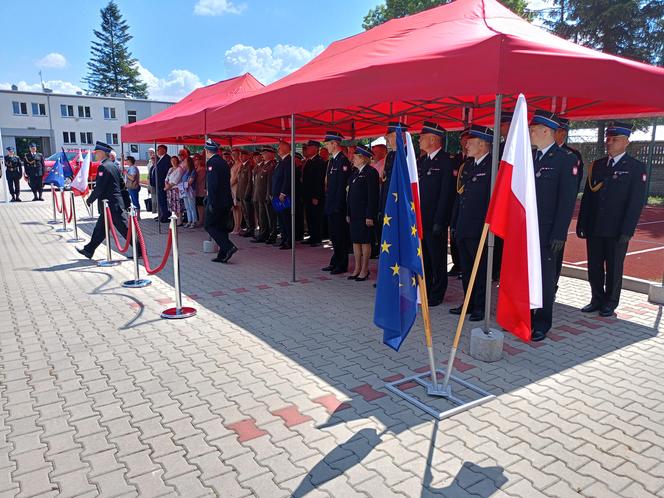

{"left": 346, "top": 144, "right": 379, "bottom": 281}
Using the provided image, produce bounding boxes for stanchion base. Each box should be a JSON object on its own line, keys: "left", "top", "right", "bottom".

{"left": 56, "top": 227, "right": 73, "bottom": 233}
{"left": 97, "top": 260, "right": 120, "bottom": 267}
{"left": 122, "top": 279, "right": 152, "bottom": 288}
{"left": 161, "top": 307, "right": 197, "bottom": 319}
{"left": 67, "top": 237, "right": 85, "bottom": 243}
{"left": 79, "top": 217, "right": 96, "bottom": 221}
{"left": 47, "top": 220, "right": 62, "bottom": 225}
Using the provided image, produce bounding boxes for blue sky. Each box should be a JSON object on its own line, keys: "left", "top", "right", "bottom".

{"left": 1, "top": 0, "right": 552, "bottom": 101}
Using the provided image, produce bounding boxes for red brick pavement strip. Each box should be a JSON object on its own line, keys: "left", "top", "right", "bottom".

{"left": 547, "top": 331, "right": 566, "bottom": 342}
{"left": 502, "top": 343, "right": 526, "bottom": 355}
{"left": 209, "top": 290, "right": 226, "bottom": 297}
{"left": 383, "top": 374, "right": 405, "bottom": 383}
{"left": 575, "top": 319, "right": 603, "bottom": 330}
{"left": 232, "top": 288, "right": 249, "bottom": 293}
{"left": 256, "top": 284, "right": 272, "bottom": 290}
{"left": 351, "top": 384, "right": 387, "bottom": 401}
{"left": 271, "top": 406, "right": 312, "bottom": 428}
{"left": 276, "top": 281, "right": 292, "bottom": 287}
{"left": 397, "top": 381, "right": 419, "bottom": 391}
{"left": 591, "top": 316, "right": 619, "bottom": 324}
{"left": 316, "top": 276, "right": 332, "bottom": 281}
{"left": 298, "top": 278, "right": 312, "bottom": 284}
{"left": 415, "top": 357, "right": 477, "bottom": 374}
{"left": 312, "top": 395, "right": 351, "bottom": 414}
{"left": 226, "top": 418, "right": 268, "bottom": 443}
{"left": 555, "top": 325, "right": 586, "bottom": 336}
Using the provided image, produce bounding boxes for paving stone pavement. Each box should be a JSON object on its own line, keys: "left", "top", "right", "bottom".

{"left": 0, "top": 192, "right": 663, "bottom": 498}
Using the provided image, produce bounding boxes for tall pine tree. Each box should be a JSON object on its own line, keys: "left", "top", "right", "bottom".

{"left": 83, "top": 1, "right": 148, "bottom": 98}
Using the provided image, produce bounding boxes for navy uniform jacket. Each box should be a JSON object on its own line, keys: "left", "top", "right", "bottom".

{"left": 302, "top": 154, "right": 326, "bottom": 202}
{"left": 324, "top": 152, "right": 351, "bottom": 215}
{"left": 577, "top": 154, "right": 646, "bottom": 238}
{"left": 347, "top": 165, "right": 379, "bottom": 221}
{"left": 271, "top": 154, "right": 292, "bottom": 199}
{"left": 379, "top": 151, "right": 396, "bottom": 214}
{"left": 418, "top": 149, "right": 456, "bottom": 232}
{"left": 4, "top": 155, "right": 23, "bottom": 177}
{"left": 206, "top": 154, "right": 233, "bottom": 211}
{"left": 87, "top": 158, "right": 126, "bottom": 214}
{"left": 563, "top": 143, "right": 584, "bottom": 191}
{"left": 24, "top": 152, "right": 44, "bottom": 177}
{"left": 452, "top": 154, "right": 492, "bottom": 241}
{"left": 155, "top": 154, "right": 171, "bottom": 190}
{"left": 533, "top": 143, "right": 579, "bottom": 244}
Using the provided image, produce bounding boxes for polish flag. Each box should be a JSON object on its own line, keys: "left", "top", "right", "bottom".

{"left": 485, "top": 94, "right": 542, "bottom": 341}
{"left": 71, "top": 149, "right": 90, "bottom": 196}
{"left": 405, "top": 132, "right": 423, "bottom": 238}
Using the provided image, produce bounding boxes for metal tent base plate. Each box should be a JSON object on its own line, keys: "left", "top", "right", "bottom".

{"left": 97, "top": 260, "right": 120, "bottom": 267}
{"left": 385, "top": 369, "right": 495, "bottom": 420}
{"left": 161, "top": 307, "right": 197, "bottom": 319}
{"left": 122, "top": 279, "right": 152, "bottom": 288}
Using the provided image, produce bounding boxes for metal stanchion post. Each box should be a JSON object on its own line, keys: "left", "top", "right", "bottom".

{"left": 97, "top": 199, "right": 120, "bottom": 267}
{"left": 56, "top": 189, "right": 72, "bottom": 233}
{"left": 161, "top": 214, "right": 196, "bottom": 319}
{"left": 68, "top": 191, "right": 84, "bottom": 243}
{"left": 48, "top": 184, "right": 61, "bottom": 225}
{"left": 122, "top": 206, "right": 151, "bottom": 288}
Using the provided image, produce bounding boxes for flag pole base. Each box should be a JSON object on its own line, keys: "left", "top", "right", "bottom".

{"left": 47, "top": 220, "right": 62, "bottom": 225}
{"left": 385, "top": 370, "right": 495, "bottom": 420}
{"left": 161, "top": 306, "right": 196, "bottom": 319}
{"left": 122, "top": 279, "right": 152, "bottom": 288}
{"left": 56, "top": 227, "right": 73, "bottom": 233}
{"left": 97, "top": 260, "right": 120, "bottom": 267}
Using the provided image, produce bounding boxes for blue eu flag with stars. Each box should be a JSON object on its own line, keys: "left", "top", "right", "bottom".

{"left": 373, "top": 126, "right": 423, "bottom": 351}
{"left": 44, "top": 149, "right": 73, "bottom": 189}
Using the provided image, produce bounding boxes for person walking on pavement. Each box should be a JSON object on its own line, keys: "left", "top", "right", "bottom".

{"left": 4, "top": 147, "right": 23, "bottom": 202}
{"left": 24, "top": 143, "right": 45, "bottom": 201}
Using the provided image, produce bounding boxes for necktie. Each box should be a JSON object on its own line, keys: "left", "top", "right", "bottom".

{"left": 535, "top": 150, "right": 543, "bottom": 164}
{"left": 608, "top": 158, "right": 615, "bottom": 169}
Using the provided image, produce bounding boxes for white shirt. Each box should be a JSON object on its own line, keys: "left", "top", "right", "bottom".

{"left": 332, "top": 151, "right": 341, "bottom": 160}
{"left": 475, "top": 152, "right": 489, "bottom": 166}
{"left": 428, "top": 147, "right": 442, "bottom": 160}
{"left": 609, "top": 151, "right": 626, "bottom": 165}
{"left": 536, "top": 142, "right": 555, "bottom": 158}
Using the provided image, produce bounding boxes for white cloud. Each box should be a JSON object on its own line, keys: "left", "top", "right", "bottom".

{"left": 224, "top": 43, "right": 325, "bottom": 84}
{"left": 35, "top": 52, "right": 67, "bottom": 69}
{"left": 137, "top": 63, "right": 205, "bottom": 101}
{"left": 0, "top": 80, "right": 83, "bottom": 94}
{"left": 194, "top": 0, "right": 246, "bottom": 16}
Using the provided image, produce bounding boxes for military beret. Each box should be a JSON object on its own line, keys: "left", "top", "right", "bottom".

{"left": 606, "top": 121, "right": 633, "bottom": 137}
{"left": 324, "top": 131, "right": 344, "bottom": 142}
{"left": 420, "top": 121, "right": 446, "bottom": 137}
{"left": 530, "top": 110, "right": 560, "bottom": 130}
{"left": 501, "top": 112, "right": 514, "bottom": 123}
{"left": 354, "top": 144, "right": 374, "bottom": 159}
{"left": 93, "top": 141, "right": 113, "bottom": 153}
{"left": 468, "top": 125, "right": 494, "bottom": 143}
{"left": 204, "top": 138, "right": 220, "bottom": 151}
{"left": 386, "top": 121, "right": 408, "bottom": 134}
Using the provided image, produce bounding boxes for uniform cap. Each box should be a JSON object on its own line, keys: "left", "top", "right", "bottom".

{"left": 530, "top": 110, "right": 561, "bottom": 130}
{"left": 305, "top": 140, "right": 321, "bottom": 148}
{"left": 261, "top": 145, "right": 276, "bottom": 153}
{"left": 6, "top": 146, "right": 14, "bottom": 152}
{"left": 606, "top": 121, "right": 633, "bottom": 137}
{"left": 420, "top": 121, "right": 446, "bottom": 137}
{"left": 354, "top": 144, "right": 374, "bottom": 158}
{"left": 386, "top": 121, "right": 408, "bottom": 134}
{"left": 93, "top": 141, "right": 113, "bottom": 153}
{"left": 29, "top": 143, "right": 37, "bottom": 148}
{"left": 204, "top": 138, "right": 220, "bottom": 151}
{"left": 558, "top": 117, "right": 570, "bottom": 131}
{"left": 324, "top": 131, "right": 344, "bottom": 142}
{"left": 468, "top": 125, "right": 494, "bottom": 143}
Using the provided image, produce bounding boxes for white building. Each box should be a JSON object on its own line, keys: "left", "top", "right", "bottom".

{"left": 0, "top": 87, "right": 174, "bottom": 161}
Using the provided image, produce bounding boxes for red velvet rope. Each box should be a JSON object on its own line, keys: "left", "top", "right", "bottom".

{"left": 62, "top": 192, "right": 73, "bottom": 223}
{"left": 53, "top": 189, "right": 62, "bottom": 213}
{"left": 105, "top": 206, "right": 132, "bottom": 253}
{"left": 133, "top": 216, "right": 173, "bottom": 275}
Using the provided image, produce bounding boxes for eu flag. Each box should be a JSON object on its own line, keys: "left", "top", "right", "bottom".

{"left": 373, "top": 126, "right": 423, "bottom": 351}
{"left": 43, "top": 150, "right": 70, "bottom": 189}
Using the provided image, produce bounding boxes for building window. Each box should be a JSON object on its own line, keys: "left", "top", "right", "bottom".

{"left": 130, "top": 144, "right": 139, "bottom": 153}
{"left": 63, "top": 132, "right": 76, "bottom": 144}
{"left": 77, "top": 105, "right": 91, "bottom": 118}
{"left": 127, "top": 110, "right": 137, "bottom": 124}
{"left": 31, "top": 103, "right": 47, "bottom": 116}
{"left": 60, "top": 104, "right": 74, "bottom": 117}
{"left": 12, "top": 101, "right": 28, "bottom": 115}
{"left": 80, "top": 132, "right": 93, "bottom": 145}
{"left": 103, "top": 107, "right": 116, "bottom": 119}
{"left": 106, "top": 133, "right": 119, "bottom": 145}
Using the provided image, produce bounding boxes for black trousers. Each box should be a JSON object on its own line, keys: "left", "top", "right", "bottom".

{"left": 29, "top": 175, "right": 43, "bottom": 198}
{"left": 278, "top": 209, "right": 292, "bottom": 246}
{"left": 7, "top": 175, "right": 21, "bottom": 199}
{"left": 84, "top": 207, "right": 129, "bottom": 256}
{"left": 156, "top": 187, "right": 170, "bottom": 219}
{"left": 205, "top": 206, "right": 235, "bottom": 257}
{"left": 327, "top": 212, "right": 349, "bottom": 271}
{"left": 532, "top": 244, "right": 558, "bottom": 333}
{"left": 586, "top": 237, "right": 629, "bottom": 310}
{"left": 422, "top": 228, "right": 448, "bottom": 303}
{"left": 305, "top": 201, "right": 323, "bottom": 243}
{"left": 458, "top": 237, "right": 487, "bottom": 313}
{"left": 450, "top": 229, "right": 460, "bottom": 268}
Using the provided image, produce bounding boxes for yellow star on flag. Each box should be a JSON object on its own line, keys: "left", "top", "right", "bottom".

{"left": 392, "top": 192, "right": 398, "bottom": 202}
{"left": 411, "top": 224, "right": 417, "bottom": 237}
{"left": 383, "top": 214, "right": 392, "bottom": 226}
{"left": 410, "top": 201, "right": 415, "bottom": 212}
{"left": 390, "top": 263, "right": 400, "bottom": 276}
{"left": 411, "top": 276, "right": 417, "bottom": 287}
{"left": 381, "top": 240, "right": 391, "bottom": 253}
{"left": 417, "top": 245, "right": 422, "bottom": 257}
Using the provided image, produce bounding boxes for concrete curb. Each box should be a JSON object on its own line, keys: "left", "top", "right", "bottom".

{"left": 561, "top": 264, "right": 661, "bottom": 297}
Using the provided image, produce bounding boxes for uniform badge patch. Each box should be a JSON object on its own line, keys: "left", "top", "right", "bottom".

{"left": 572, "top": 166, "right": 578, "bottom": 176}
{"left": 98, "top": 171, "right": 103, "bottom": 176}
{"left": 208, "top": 167, "right": 212, "bottom": 171}
{"left": 452, "top": 169, "right": 458, "bottom": 177}
{"left": 642, "top": 173, "right": 647, "bottom": 182}
{"left": 342, "top": 166, "right": 348, "bottom": 172}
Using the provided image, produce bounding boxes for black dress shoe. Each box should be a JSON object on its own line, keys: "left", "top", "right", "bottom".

{"left": 347, "top": 274, "right": 360, "bottom": 280}
{"left": 16, "top": 198, "right": 21, "bottom": 202}
{"left": 76, "top": 247, "right": 92, "bottom": 259}
{"left": 469, "top": 312, "right": 485, "bottom": 322}
{"left": 447, "top": 266, "right": 461, "bottom": 277}
{"left": 330, "top": 268, "right": 347, "bottom": 275}
{"left": 250, "top": 237, "right": 266, "bottom": 243}
{"left": 211, "top": 256, "right": 226, "bottom": 263}
{"left": 222, "top": 246, "right": 238, "bottom": 263}
{"left": 449, "top": 305, "right": 467, "bottom": 315}
{"left": 581, "top": 302, "right": 601, "bottom": 313}
{"left": 279, "top": 244, "right": 292, "bottom": 250}
{"left": 321, "top": 265, "right": 334, "bottom": 272}
{"left": 599, "top": 306, "right": 615, "bottom": 317}
{"left": 38, "top": 197, "right": 44, "bottom": 201}
{"left": 355, "top": 271, "right": 371, "bottom": 282}
{"left": 531, "top": 330, "right": 547, "bottom": 342}
{"left": 428, "top": 299, "right": 443, "bottom": 307}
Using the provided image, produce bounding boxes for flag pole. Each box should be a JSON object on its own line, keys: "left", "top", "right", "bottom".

{"left": 416, "top": 257, "right": 441, "bottom": 394}
{"left": 442, "top": 223, "right": 490, "bottom": 393}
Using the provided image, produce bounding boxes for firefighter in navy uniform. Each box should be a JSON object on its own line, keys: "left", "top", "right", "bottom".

{"left": 24, "top": 143, "right": 45, "bottom": 201}
{"left": 4, "top": 147, "right": 23, "bottom": 202}
{"left": 301, "top": 140, "right": 326, "bottom": 247}
{"left": 322, "top": 131, "right": 352, "bottom": 274}
{"left": 576, "top": 122, "right": 646, "bottom": 317}
{"left": 417, "top": 121, "right": 456, "bottom": 306}
{"left": 450, "top": 125, "right": 494, "bottom": 322}
{"left": 529, "top": 111, "right": 579, "bottom": 341}
{"left": 76, "top": 142, "right": 131, "bottom": 259}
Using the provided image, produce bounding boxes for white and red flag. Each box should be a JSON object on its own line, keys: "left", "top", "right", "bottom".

{"left": 405, "top": 132, "right": 423, "bottom": 237}
{"left": 71, "top": 149, "right": 90, "bottom": 196}
{"left": 485, "top": 94, "right": 542, "bottom": 341}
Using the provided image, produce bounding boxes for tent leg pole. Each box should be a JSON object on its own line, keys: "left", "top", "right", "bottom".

{"left": 483, "top": 94, "right": 503, "bottom": 334}
{"left": 291, "top": 114, "right": 296, "bottom": 283}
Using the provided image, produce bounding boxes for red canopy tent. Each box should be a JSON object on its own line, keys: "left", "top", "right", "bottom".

{"left": 121, "top": 73, "right": 264, "bottom": 144}
{"left": 205, "top": 0, "right": 664, "bottom": 139}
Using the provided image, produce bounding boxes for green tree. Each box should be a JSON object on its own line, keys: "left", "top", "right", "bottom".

{"left": 363, "top": 0, "right": 532, "bottom": 30}
{"left": 83, "top": 1, "right": 148, "bottom": 98}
